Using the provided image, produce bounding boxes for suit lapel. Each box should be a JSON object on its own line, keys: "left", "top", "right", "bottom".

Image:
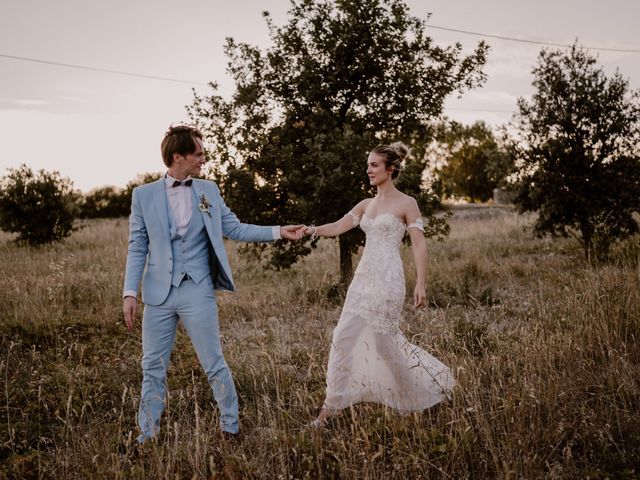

{"left": 152, "top": 179, "right": 171, "bottom": 239}
{"left": 191, "top": 180, "right": 219, "bottom": 242}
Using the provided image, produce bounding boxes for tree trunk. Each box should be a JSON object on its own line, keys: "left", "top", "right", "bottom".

{"left": 339, "top": 236, "right": 353, "bottom": 288}
{"left": 580, "top": 219, "right": 594, "bottom": 260}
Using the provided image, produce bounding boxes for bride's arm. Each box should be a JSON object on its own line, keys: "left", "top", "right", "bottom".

{"left": 406, "top": 199, "right": 427, "bottom": 307}
{"left": 306, "top": 199, "right": 369, "bottom": 238}
{"left": 308, "top": 215, "right": 355, "bottom": 238}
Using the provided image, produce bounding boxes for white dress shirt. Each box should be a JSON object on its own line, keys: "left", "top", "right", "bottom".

{"left": 165, "top": 173, "right": 193, "bottom": 237}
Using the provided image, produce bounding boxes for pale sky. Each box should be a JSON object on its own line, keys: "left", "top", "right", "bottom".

{"left": 1, "top": 0, "right": 638, "bottom": 192}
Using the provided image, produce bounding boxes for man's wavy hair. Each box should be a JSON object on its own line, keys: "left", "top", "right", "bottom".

{"left": 160, "top": 124, "right": 203, "bottom": 167}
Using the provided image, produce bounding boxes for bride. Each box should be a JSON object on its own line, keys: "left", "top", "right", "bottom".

{"left": 301, "top": 142, "right": 455, "bottom": 427}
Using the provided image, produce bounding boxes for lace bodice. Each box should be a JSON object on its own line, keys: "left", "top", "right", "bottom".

{"left": 360, "top": 213, "right": 407, "bottom": 249}
{"left": 348, "top": 211, "right": 424, "bottom": 236}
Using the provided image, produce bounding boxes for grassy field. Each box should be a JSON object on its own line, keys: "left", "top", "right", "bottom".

{"left": 1, "top": 207, "right": 639, "bottom": 479}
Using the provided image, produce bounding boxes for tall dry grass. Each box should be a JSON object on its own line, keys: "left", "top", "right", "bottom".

{"left": 1, "top": 209, "right": 639, "bottom": 479}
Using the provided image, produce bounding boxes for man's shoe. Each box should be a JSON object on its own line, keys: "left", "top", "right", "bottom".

{"left": 222, "top": 431, "right": 241, "bottom": 442}
{"left": 119, "top": 438, "right": 147, "bottom": 460}
{"left": 136, "top": 433, "right": 156, "bottom": 445}
{"left": 308, "top": 418, "right": 326, "bottom": 429}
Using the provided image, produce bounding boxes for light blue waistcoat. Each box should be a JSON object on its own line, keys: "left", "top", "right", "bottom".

{"left": 168, "top": 188, "right": 216, "bottom": 287}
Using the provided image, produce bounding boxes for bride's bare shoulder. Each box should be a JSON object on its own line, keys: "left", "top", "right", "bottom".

{"left": 395, "top": 192, "right": 418, "bottom": 207}
{"left": 394, "top": 193, "right": 420, "bottom": 219}
{"left": 352, "top": 198, "right": 373, "bottom": 213}
{"left": 398, "top": 192, "right": 418, "bottom": 206}
{"left": 395, "top": 190, "right": 413, "bottom": 200}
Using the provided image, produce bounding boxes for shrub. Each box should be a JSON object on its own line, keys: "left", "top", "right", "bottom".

{"left": 0, "top": 164, "right": 79, "bottom": 245}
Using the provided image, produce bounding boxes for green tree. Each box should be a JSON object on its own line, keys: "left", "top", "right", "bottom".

{"left": 510, "top": 44, "right": 640, "bottom": 260}
{"left": 0, "top": 164, "right": 79, "bottom": 245}
{"left": 436, "top": 121, "right": 514, "bottom": 202}
{"left": 190, "top": 0, "right": 487, "bottom": 283}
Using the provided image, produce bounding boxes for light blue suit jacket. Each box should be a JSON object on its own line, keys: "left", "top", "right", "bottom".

{"left": 123, "top": 178, "right": 276, "bottom": 306}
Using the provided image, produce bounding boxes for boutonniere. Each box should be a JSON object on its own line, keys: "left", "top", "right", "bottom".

{"left": 199, "top": 194, "right": 211, "bottom": 217}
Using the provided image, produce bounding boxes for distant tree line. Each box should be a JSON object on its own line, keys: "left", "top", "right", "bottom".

{"left": 77, "top": 172, "right": 162, "bottom": 219}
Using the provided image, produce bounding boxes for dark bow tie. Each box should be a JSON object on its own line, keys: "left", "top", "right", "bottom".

{"left": 172, "top": 179, "right": 193, "bottom": 188}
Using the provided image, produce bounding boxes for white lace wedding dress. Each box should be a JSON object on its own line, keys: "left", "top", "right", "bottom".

{"left": 323, "top": 212, "right": 455, "bottom": 413}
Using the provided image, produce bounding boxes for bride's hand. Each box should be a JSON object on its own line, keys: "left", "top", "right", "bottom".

{"left": 413, "top": 284, "right": 426, "bottom": 308}
{"left": 294, "top": 225, "right": 307, "bottom": 239}
{"left": 300, "top": 225, "right": 318, "bottom": 238}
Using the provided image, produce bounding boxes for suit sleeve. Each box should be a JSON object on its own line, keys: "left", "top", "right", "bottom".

{"left": 122, "top": 187, "right": 149, "bottom": 296}
{"left": 214, "top": 184, "right": 276, "bottom": 243}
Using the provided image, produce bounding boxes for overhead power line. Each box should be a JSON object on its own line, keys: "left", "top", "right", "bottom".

{"left": 428, "top": 25, "right": 640, "bottom": 53}
{"left": 446, "top": 107, "right": 513, "bottom": 113}
{"left": 1, "top": 24, "right": 637, "bottom": 89}
{"left": 0, "top": 53, "right": 209, "bottom": 86}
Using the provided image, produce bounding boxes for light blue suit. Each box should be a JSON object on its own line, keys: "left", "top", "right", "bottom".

{"left": 123, "top": 178, "right": 275, "bottom": 441}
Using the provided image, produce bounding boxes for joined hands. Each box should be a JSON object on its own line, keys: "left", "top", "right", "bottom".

{"left": 296, "top": 225, "right": 315, "bottom": 240}
{"left": 280, "top": 225, "right": 307, "bottom": 241}
{"left": 281, "top": 225, "right": 314, "bottom": 240}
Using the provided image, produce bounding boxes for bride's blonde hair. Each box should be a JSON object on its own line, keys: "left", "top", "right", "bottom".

{"left": 371, "top": 142, "right": 409, "bottom": 179}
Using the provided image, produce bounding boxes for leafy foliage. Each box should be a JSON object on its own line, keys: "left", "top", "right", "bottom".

{"left": 189, "top": 0, "right": 487, "bottom": 282}
{"left": 78, "top": 172, "right": 163, "bottom": 219}
{"left": 0, "top": 164, "right": 79, "bottom": 245}
{"left": 510, "top": 44, "right": 640, "bottom": 260}
{"left": 436, "top": 121, "right": 514, "bottom": 202}
{"left": 120, "top": 172, "right": 163, "bottom": 209}
{"left": 79, "top": 186, "right": 129, "bottom": 218}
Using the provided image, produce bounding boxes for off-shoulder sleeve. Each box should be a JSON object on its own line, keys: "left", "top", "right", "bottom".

{"left": 347, "top": 210, "right": 361, "bottom": 227}
{"left": 406, "top": 217, "right": 424, "bottom": 232}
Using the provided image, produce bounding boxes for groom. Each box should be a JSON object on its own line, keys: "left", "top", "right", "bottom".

{"left": 122, "top": 124, "right": 301, "bottom": 443}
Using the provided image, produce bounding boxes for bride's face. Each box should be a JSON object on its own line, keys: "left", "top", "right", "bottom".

{"left": 367, "top": 152, "right": 393, "bottom": 186}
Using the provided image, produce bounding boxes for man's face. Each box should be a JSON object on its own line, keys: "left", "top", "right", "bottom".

{"left": 174, "top": 137, "right": 206, "bottom": 176}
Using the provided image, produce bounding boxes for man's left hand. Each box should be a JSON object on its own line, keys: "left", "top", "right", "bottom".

{"left": 280, "top": 225, "right": 305, "bottom": 240}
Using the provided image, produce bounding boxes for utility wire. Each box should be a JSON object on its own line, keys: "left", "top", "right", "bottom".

{"left": 2, "top": 24, "right": 637, "bottom": 90}
{"left": 446, "top": 107, "right": 513, "bottom": 113}
{"left": 0, "top": 53, "right": 515, "bottom": 114}
{"left": 0, "top": 53, "right": 209, "bottom": 86}
{"left": 428, "top": 25, "right": 640, "bottom": 53}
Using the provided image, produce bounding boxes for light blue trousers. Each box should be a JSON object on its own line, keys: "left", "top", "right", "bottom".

{"left": 137, "top": 277, "right": 238, "bottom": 443}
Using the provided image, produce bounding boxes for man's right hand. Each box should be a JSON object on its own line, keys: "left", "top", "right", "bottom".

{"left": 123, "top": 296, "right": 138, "bottom": 332}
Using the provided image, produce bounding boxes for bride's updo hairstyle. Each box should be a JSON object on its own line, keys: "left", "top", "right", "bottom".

{"left": 371, "top": 142, "right": 410, "bottom": 180}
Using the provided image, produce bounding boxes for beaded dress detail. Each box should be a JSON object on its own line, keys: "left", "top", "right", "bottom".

{"left": 323, "top": 212, "right": 455, "bottom": 412}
